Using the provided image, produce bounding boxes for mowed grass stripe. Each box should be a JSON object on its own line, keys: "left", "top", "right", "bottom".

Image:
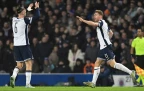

{"left": 0, "top": 86, "right": 144, "bottom": 91}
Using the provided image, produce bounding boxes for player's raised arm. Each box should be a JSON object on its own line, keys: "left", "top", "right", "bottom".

{"left": 27, "top": 3, "right": 33, "bottom": 11}
{"left": 76, "top": 16, "right": 99, "bottom": 27}
{"left": 33, "top": 1, "right": 40, "bottom": 19}
{"left": 26, "top": 2, "right": 40, "bottom": 24}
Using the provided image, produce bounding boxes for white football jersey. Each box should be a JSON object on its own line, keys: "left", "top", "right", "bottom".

{"left": 12, "top": 17, "right": 32, "bottom": 46}
{"left": 96, "top": 19, "right": 112, "bottom": 49}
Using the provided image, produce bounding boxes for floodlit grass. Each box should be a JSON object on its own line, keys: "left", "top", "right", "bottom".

{"left": 0, "top": 86, "right": 144, "bottom": 91}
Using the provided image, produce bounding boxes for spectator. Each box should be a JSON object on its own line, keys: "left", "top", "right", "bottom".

{"left": 68, "top": 27, "right": 80, "bottom": 45}
{"left": 120, "top": 32, "right": 129, "bottom": 45}
{"left": 59, "top": 26, "right": 65, "bottom": 36}
{"left": 52, "top": 60, "right": 71, "bottom": 73}
{"left": 48, "top": 46, "right": 59, "bottom": 66}
{"left": 54, "top": 27, "right": 60, "bottom": 38}
{"left": 60, "top": 33, "right": 68, "bottom": 44}
{"left": 0, "top": 40, "right": 4, "bottom": 69}
{"left": 31, "top": 37, "right": 39, "bottom": 73}
{"left": 96, "top": 65, "right": 112, "bottom": 86}
{"left": 43, "top": 57, "right": 54, "bottom": 73}
{"left": 83, "top": 58, "right": 94, "bottom": 73}
{"left": 2, "top": 22, "right": 12, "bottom": 39}
{"left": 84, "top": 26, "right": 91, "bottom": 39}
{"left": 81, "top": 37, "right": 91, "bottom": 52}
{"left": 73, "top": 59, "right": 84, "bottom": 73}
{"left": 3, "top": 42, "right": 15, "bottom": 73}
{"left": 32, "top": 59, "right": 39, "bottom": 73}
{"left": 58, "top": 41, "right": 69, "bottom": 65}
{"left": 55, "top": 37, "right": 62, "bottom": 48}
{"left": 45, "top": 18, "right": 55, "bottom": 40}
{"left": 0, "top": 11, "right": 9, "bottom": 25}
{"left": 36, "top": 27, "right": 45, "bottom": 41}
{"left": 12, "top": 6, "right": 17, "bottom": 17}
{"left": 0, "top": 31, "right": 4, "bottom": 40}
{"left": 68, "top": 43, "right": 84, "bottom": 71}
{"left": 75, "top": 5, "right": 83, "bottom": 15}
{"left": 127, "top": 2, "right": 137, "bottom": 19}
{"left": 85, "top": 40, "right": 98, "bottom": 63}
{"left": 60, "top": 10, "right": 67, "bottom": 25}
{"left": 31, "top": 37, "right": 38, "bottom": 61}
{"left": 120, "top": 43, "right": 135, "bottom": 70}
{"left": 120, "top": 43, "right": 131, "bottom": 66}
{"left": 113, "top": 41, "right": 121, "bottom": 63}
{"left": 5, "top": 39, "right": 11, "bottom": 49}
{"left": 36, "top": 36, "right": 53, "bottom": 71}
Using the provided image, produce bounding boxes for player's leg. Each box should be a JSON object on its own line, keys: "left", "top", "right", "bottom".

{"left": 10, "top": 46, "right": 24, "bottom": 88}
{"left": 83, "top": 58, "right": 104, "bottom": 87}
{"left": 11, "top": 62, "right": 23, "bottom": 78}
{"left": 92, "top": 58, "right": 103, "bottom": 84}
{"left": 10, "top": 62, "right": 23, "bottom": 88}
{"left": 108, "top": 60, "right": 132, "bottom": 74}
{"left": 105, "top": 47, "right": 137, "bottom": 84}
{"left": 25, "top": 60, "right": 34, "bottom": 88}
{"left": 22, "top": 45, "right": 34, "bottom": 88}
{"left": 108, "top": 59, "right": 137, "bottom": 83}
{"left": 83, "top": 49, "right": 104, "bottom": 87}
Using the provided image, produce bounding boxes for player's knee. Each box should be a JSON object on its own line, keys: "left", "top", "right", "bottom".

{"left": 17, "top": 62, "right": 23, "bottom": 69}
{"left": 94, "top": 60, "right": 101, "bottom": 67}
{"left": 25, "top": 60, "right": 32, "bottom": 66}
{"left": 107, "top": 59, "right": 116, "bottom": 68}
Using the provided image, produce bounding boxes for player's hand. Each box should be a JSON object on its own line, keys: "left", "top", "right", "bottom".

{"left": 29, "top": 3, "right": 33, "bottom": 8}
{"left": 35, "top": 1, "right": 39, "bottom": 9}
{"left": 27, "top": 3, "right": 33, "bottom": 11}
{"left": 76, "top": 16, "right": 84, "bottom": 22}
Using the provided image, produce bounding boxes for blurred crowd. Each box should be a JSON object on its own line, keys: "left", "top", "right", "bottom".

{"left": 0, "top": 0, "right": 144, "bottom": 76}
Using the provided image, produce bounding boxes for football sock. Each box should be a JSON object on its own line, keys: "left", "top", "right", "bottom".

{"left": 114, "top": 63, "right": 132, "bottom": 74}
{"left": 12, "top": 67, "right": 19, "bottom": 78}
{"left": 92, "top": 67, "right": 100, "bottom": 84}
{"left": 26, "top": 70, "right": 32, "bottom": 85}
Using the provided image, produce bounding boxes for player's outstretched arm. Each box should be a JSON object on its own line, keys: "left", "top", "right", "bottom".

{"left": 33, "top": 2, "right": 40, "bottom": 19}
{"left": 76, "top": 16, "right": 98, "bottom": 27}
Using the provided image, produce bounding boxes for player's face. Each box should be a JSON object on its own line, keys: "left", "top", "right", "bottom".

{"left": 21, "top": 9, "right": 26, "bottom": 16}
{"left": 137, "top": 29, "right": 143, "bottom": 37}
{"left": 93, "top": 13, "right": 101, "bottom": 22}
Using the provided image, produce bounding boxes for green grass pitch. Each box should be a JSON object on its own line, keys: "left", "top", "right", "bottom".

{"left": 0, "top": 86, "right": 144, "bottom": 91}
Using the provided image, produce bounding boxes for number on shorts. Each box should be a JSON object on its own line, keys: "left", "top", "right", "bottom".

{"left": 104, "top": 53, "right": 109, "bottom": 60}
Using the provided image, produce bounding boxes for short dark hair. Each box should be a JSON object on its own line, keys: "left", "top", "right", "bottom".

{"left": 94, "top": 10, "right": 103, "bottom": 16}
{"left": 137, "top": 28, "right": 144, "bottom": 32}
{"left": 17, "top": 6, "right": 25, "bottom": 14}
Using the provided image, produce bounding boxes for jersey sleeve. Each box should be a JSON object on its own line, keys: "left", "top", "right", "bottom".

{"left": 31, "top": 8, "right": 40, "bottom": 22}
{"left": 24, "top": 8, "right": 40, "bottom": 24}
{"left": 131, "top": 39, "right": 136, "bottom": 48}
{"left": 24, "top": 17, "right": 31, "bottom": 24}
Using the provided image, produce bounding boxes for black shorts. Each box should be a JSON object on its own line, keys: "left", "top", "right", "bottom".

{"left": 135, "top": 55, "right": 144, "bottom": 69}
{"left": 97, "top": 45, "right": 115, "bottom": 61}
{"left": 14, "top": 45, "right": 33, "bottom": 62}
